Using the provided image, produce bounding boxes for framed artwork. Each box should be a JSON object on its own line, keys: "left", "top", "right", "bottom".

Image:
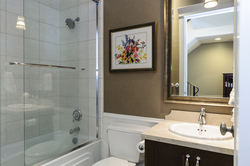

{"left": 109, "top": 22, "right": 156, "bottom": 72}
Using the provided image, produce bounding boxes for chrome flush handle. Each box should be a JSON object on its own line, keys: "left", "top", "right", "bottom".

{"left": 185, "top": 154, "right": 190, "bottom": 166}
{"left": 196, "top": 156, "right": 201, "bottom": 166}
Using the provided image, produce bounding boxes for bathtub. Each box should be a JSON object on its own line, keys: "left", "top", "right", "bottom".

{"left": 41, "top": 139, "right": 101, "bottom": 166}
{"left": 1, "top": 131, "right": 100, "bottom": 166}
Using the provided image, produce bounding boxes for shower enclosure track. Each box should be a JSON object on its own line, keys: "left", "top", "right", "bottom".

{"left": 9, "top": 61, "right": 76, "bottom": 69}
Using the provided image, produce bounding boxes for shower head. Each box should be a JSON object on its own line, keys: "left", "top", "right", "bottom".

{"left": 65, "top": 17, "right": 80, "bottom": 29}
{"left": 92, "top": 0, "right": 100, "bottom": 4}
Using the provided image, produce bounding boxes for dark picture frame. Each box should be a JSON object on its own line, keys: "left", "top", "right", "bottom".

{"left": 109, "top": 22, "right": 156, "bottom": 72}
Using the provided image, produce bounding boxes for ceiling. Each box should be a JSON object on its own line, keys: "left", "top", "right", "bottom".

{"left": 187, "top": 11, "right": 234, "bottom": 53}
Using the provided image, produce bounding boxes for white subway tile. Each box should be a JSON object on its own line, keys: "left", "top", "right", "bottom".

{"left": 60, "top": 96, "right": 78, "bottom": 110}
{"left": 88, "top": 59, "right": 96, "bottom": 79}
{"left": 88, "top": 1, "right": 96, "bottom": 21}
{"left": 89, "top": 97, "right": 96, "bottom": 117}
{"left": 1, "top": 10, "right": 6, "bottom": 33}
{"left": 60, "top": 61, "right": 78, "bottom": 79}
{"left": 88, "top": 19, "right": 95, "bottom": 40}
{"left": 39, "top": 114, "right": 60, "bottom": 135}
{"left": 77, "top": 97, "right": 89, "bottom": 116}
{"left": 6, "top": 78, "right": 24, "bottom": 101}
{"left": 24, "top": 18, "right": 39, "bottom": 40}
{"left": 39, "top": 60, "right": 60, "bottom": 79}
{"left": 78, "top": 116, "right": 89, "bottom": 136}
{"left": 24, "top": 38, "right": 39, "bottom": 60}
{"left": 60, "top": 78, "right": 78, "bottom": 97}
{"left": 1, "top": 100, "right": 7, "bottom": 123}
{"left": 0, "top": 33, "right": 6, "bottom": 55}
{"left": 88, "top": 116, "right": 96, "bottom": 140}
{"left": 78, "top": 0, "right": 89, "bottom": 5}
{"left": 60, "top": 26, "right": 78, "bottom": 44}
{"left": 0, "top": 0, "right": 6, "bottom": 11}
{"left": 89, "top": 78, "right": 96, "bottom": 98}
{"left": 24, "top": 0, "right": 39, "bottom": 20}
{"left": 88, "top": 39, "right": 96, "bottom": 59}
{"left": 6, "top": 56, "right": 24, "bottom": 78}
{"left": 7, "top": 35, "right": 23, "bottom": 58}
{"left": 78, "top": 78, "right": 89, "bottom": 97}
{"left": 7, "top": 0, "right": 23, "bottom": 15}
{"left": 60, "top": 0, "right": 77, "bottom": 10}
{"left": 40, "top": 78, "right": 60, "bottom": 97}
{"left": 78, "top": 22, "right": 89, "bottom": 42}
{"left": 40, "top": 41, "right": 60, "bottom": 61}
{"left": 39, "top": 0, "right": 60, "bottom": 10}
{"left": 40, "top": 23, "right": 60, "bottom": 44}
{"left": 40, "top": 4, "right": 60, "bottom": 27}
{"left": 61, "top": 43, "right": 78, "bottom": 61}
{"left": 7, "top": 120, "right": 24, "bottom": 144}
{"left": 25, "top": 117, "right": 39, "bottom": 139}
{"left": 77, "top": 60, "right": 89, "bottom": 78}
{"left": 78, "top": 3, "right": 89, "bottom": 22}
{"left": 1, "top": 122, "right": 7, "bottom": 145}
{"left": 78, "top": 41, "right": 89, "bottom": 60}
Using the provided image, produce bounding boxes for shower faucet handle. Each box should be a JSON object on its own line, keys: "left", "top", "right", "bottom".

{"left": 73, "top": 109, "right": 82, "bottom": 122}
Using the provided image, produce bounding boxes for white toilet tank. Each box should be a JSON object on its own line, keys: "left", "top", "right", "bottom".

{"left": 108, "top": 122, "right": 150, "bottom": 163}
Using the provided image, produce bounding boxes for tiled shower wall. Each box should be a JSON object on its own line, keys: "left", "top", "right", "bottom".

{"left": 59, "top": 0, "right": 104, "bottom": 140}
{"left": 0, "top": 0, "right": 104, "bottom": 146}
{"left": 1, "top": 0, "right": 26, "bottom": 146}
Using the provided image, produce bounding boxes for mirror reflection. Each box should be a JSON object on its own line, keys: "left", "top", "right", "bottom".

{"left": 171, "top": 0, "right": 234, "bottom": 98}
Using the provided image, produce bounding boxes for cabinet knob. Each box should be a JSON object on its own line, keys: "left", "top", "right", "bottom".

{"left": 185, "top": 154, "right": 190, "bottom": 166}
{"left": 220, "top": 122, "right": 234, "bottom": 137}
{"left": 196, "top": 156, "right": 201, "bottom": 166}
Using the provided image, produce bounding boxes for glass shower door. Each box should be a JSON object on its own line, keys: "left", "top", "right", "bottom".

{"left": 22, "top": 0, "right": 94, "bottom": 165}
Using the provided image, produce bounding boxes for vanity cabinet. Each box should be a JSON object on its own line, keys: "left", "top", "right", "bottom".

{"left": 145, "top": 140, "right": 233, "bottom": 166}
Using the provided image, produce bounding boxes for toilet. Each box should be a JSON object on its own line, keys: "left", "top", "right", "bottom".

{"left": 93, "top": 122, "right": 150, "bottom": 166}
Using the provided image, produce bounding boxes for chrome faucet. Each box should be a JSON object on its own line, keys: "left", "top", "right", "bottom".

{"left": 198, "top": 108, "right": 206, "bottom": 125}
{"left": 70, "top": 127, "right": 80, "bottom": 134}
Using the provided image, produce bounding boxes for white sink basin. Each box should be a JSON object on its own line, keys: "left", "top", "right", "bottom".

{"left": 8, "top": 104, "right": 37, "bottom": 109}
{"left": 169, "top": 123, "right": 233, "bottom": 140}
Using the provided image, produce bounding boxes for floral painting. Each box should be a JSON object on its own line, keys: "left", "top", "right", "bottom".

{"left": 110, "top": 22, "right": 156, "bottom": 72}
{"left": 114, "top": 34, "right": 147, "bottom": 65}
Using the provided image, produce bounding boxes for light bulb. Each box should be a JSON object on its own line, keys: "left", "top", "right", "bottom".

{"left": 16, "top": 16, "right": 26, "bottom": 30}
{"left": 204, "top": 0, "right": 218, "bottom": 8}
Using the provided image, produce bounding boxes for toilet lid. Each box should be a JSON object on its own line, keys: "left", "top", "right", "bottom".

{"left": 93, "top": 157, "right": 129, "bottom": 166}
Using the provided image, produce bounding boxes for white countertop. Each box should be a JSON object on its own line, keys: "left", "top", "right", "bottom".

{"left": 141, "top": 120, "right": 234, "bottom": 155}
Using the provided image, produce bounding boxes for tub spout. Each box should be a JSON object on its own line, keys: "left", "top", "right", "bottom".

{"left": 70, "top": 127, "right": 80, "bottom": 134}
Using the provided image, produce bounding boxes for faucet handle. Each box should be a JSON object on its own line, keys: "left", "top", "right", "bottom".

{"left": 200, "top": 108, "right": 206, "bottom": 115}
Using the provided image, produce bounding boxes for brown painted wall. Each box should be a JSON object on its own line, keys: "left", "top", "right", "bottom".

{"left": 104, "top": 0, "right": 233, "bottom": 119}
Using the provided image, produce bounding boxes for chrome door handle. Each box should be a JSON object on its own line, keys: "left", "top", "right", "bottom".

{"left": 185, "top": 154, "right": 190, "bottom": 166}
{"left": 196, "top": 156, "right": 200, "bottom": 166}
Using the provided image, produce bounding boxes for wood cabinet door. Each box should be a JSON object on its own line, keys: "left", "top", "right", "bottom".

{"left": 193, "top": 149, "right": 233, "bottom": 166}
{"left": 145, "top": 140, "right": 194, "bottom": 166}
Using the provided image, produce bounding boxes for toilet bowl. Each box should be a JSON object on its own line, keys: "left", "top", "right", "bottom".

{"left": 93, "top": 122, "right": 149, "bottom": 166}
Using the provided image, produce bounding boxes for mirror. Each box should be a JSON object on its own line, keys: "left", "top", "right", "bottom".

{"left": 164, "top": 0, "right": 235, "bottom": 104}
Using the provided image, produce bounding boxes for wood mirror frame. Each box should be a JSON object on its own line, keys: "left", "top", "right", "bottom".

{"left": 163, "top": 0, "right": 232, "bottom": 107}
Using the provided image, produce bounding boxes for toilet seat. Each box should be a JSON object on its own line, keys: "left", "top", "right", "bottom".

{"left": 92, "top": 157, "right": 136, "bottom": 166}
